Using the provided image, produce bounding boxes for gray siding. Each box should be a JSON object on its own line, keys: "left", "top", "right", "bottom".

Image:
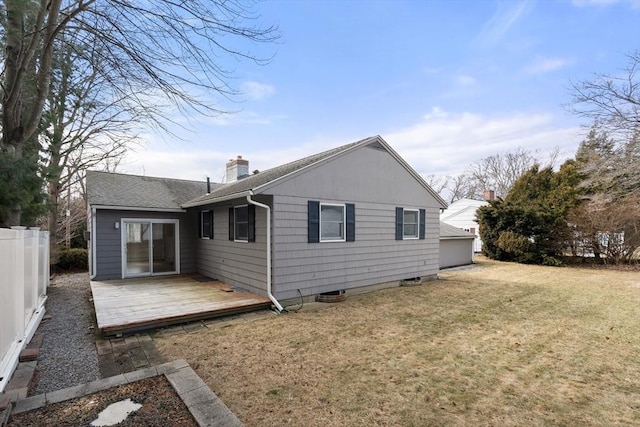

{"left": 93, "top": 209, "right": 196, "bottom": 280}
{"left": 265, "top": 145, "right": 442, "bottom": 300}
{"left": 194, "top": 197, "right": 269, "bottom": 297}
{"left": 439, "top": 238, "right": 474, "bottom": 269}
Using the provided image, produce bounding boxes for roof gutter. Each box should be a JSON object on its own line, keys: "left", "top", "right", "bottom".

{"left": 91, "top": 205, "right": 186, "bottom": 213}
{"left": 246, "top": 192, "right": 284, "bottom": 313}
{"left": 182, "top": 190, "right": 252, "bottom": 208}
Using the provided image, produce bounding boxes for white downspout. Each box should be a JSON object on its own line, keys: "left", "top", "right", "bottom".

{"left": 246, "top": 193, "right": 284, "bottom": 312}
{"left": 90, "top": 206, "right": 97, "bottom": 279}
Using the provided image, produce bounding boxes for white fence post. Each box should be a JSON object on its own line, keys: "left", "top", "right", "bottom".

{"left": 0, "top": 227, "right": 49, "bottom": 393}
{"left": 24, "top": 229, "right": 37, "bottom": 327}
{"left": 0, "top": 228, "right": 20, "bottom": 392}
{"left": 38, "top": 231, "right": 49, "bottom": 302}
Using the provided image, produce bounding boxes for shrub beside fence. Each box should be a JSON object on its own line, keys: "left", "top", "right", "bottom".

{"left": 0, "top": 227, "right": 49, "bottom": 393}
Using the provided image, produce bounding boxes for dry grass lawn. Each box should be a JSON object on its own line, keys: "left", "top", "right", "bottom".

{"left": 156, "top": 258, "right": 640, "bottom": 426}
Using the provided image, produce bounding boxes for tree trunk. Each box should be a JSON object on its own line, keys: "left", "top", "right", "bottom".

{"left": 1, "top": 0, "right": 63, "bottom": 226}
{"left": 48, "top": 182, "right": 60, "bottom": 263}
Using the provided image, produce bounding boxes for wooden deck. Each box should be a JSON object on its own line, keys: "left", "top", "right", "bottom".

{"left": 91, "top": 274, "right": 272, "bottom": 336}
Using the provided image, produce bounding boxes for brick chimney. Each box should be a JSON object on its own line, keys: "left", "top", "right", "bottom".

{"left": 226, "top": 155, "right": 249, "bottom": 183}
{"left": 483, "top": 189, "right": 495, "bottom": 201}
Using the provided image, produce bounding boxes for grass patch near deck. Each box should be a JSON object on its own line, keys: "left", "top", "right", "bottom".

{"left": 156, "top": 258, "right": 640, "bottom": 426}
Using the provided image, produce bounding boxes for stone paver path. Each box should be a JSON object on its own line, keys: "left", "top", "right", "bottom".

{"left": 94, "top": 310, "right": 276, "bottom": 378}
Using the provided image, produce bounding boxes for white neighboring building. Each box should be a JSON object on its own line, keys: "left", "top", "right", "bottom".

{"left": 440, "top": 191, "right": 494, "bottom": 252}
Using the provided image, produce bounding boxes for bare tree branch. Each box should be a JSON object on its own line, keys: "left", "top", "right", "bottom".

{"left": 569, "top": 50, "right": 640, "bottom": 142}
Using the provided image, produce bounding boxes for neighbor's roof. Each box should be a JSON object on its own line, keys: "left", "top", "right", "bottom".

{"left": 87, "top": 170, "right": 212, "bottom": 210}
{"left": 440, "top": 198, "right": 488, "bottom": 221}
{"left": 439, "top": 222, "right": 476, "bottom": 239}
{"left": 183, "top": 135, "right": 448, "bottom": 208}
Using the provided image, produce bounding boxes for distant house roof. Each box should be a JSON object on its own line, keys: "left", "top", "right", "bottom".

{"left": 439, "top": 222, "right": 476, "bottom": 240}
{"left": 87, "top": 170, "right": 211, "bottom": 210}
{"left": 440, "top": 198, "right": 488, "bottom": 221}
{"left": 183, "top": 135, "right": 447, "bottom": 208}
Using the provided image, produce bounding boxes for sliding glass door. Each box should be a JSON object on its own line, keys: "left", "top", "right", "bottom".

{"left": 122, "top": 219, "right": 179, "bottom": 278}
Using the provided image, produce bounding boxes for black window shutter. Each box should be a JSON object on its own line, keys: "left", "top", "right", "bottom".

{"left": 199, "top": 212, "right": 204, "bottom": 238}
{"left": 308, "top": 201, "right": 320, "bottom": 243}
{"left": 419, "top": 209, "right": 426, "bottom": 239}
{"left": 228, "top": 207, "right": 234, "bottom": 240}
{"left": 248, "top": 205, "right": 256, "bottom": 242}
{"left": 346, "top": 203, "right": 355, "bottom": 242}
{"left": 395, "top": 207, "right": 403, "bottom": 240}
{"left": 208, "top": 211, "right": 214, "bottom": 239}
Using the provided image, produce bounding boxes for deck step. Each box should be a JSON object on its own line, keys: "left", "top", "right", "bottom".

{"left": 19, "top": 347, "right": 39, "bottom": 362}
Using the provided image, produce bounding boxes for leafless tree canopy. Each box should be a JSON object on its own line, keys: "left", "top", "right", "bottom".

{"left": 569, "top": 193, "right": 640, "bottom": 264}
{"left": 437, "top": 147, "right": 557, "bottom": 203}
{"left": 567, "top": 53, "right": 640, "bottom": 264}
{"left": 1, "top": 0, "right": 278, "bottom": 226}
{"left": 570, "top": 51, "right": 640, "bottom": 142}
{"left": 466, "top": 147, "right": 539, "bottom": 199}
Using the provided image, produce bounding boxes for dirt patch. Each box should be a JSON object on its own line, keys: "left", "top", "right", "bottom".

{"left": 156, "top": 258, "right": 640, "bottom": 426}
{"left": 8, "top": 376, "right": 197, "bottom": 427}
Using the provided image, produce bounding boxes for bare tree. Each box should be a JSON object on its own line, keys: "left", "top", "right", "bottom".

{"left": 465, "top": 147, "right": 539, "bottom": 199}
{"left": 570, "top": 51, "right": 640, "bottom": 142}
{"left": 569, "top": 193, "right": 640, "bottom": 264}
{"left": 568, "top": 51, "right": 640, "bottom": 264}
{"left": 42, "top": 26, "right": 146, "bottom": 257}
{"left": 1, "top": 0, "right": 278, "bottom": 226}
{"left": 443, "top": 173, "right": 477, "bottom": 204}
{"left": 423, "top": 174, "right": 449, "bottom": 197}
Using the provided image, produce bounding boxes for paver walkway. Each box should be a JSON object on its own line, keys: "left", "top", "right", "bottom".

{"left": 1, "top": 308, "right": 276, "bottom": 415}
{"left": 94, "top": 309, "right": 277, "bottom": 378}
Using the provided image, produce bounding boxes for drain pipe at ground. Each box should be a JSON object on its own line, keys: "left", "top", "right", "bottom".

{"left": 246, "top": 193, "right": 285, "bottom": 313}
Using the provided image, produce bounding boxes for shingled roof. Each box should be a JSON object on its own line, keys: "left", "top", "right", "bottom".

{"left": 182, "top": 136, "right": 376, "bottom": 207}
{"left": 87, "top": 171, "right": 212, "bottom": 210}
{"left": 439, "top": 222, "right": 476, "bottom": 239}
{"left": 183, "top": 135, "right": 447, "bottom": 208}
{"left": 88, "top": 135, "right": 448, "bottom": 210}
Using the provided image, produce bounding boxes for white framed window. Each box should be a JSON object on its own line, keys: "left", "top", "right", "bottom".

{"left": 320, "top": 203, "right": 345, "bottom": 242}
{"left": 403, "top": 209, "right": 419, "bottom": 239}
{"left": 234, "top": 205, "right": 249, "bottom": 242}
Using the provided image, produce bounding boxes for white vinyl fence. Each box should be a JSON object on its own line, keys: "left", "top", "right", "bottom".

{"left": 0, "top": 227, "right": 49, "bottom": 393}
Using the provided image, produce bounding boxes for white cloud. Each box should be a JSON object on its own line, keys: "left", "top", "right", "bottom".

{"left": 422, "top": 66, "right": 441, "bottom": 75}
{"left": 525, "top": 57, "right": 573, "bottom": 74}
{"left": 119, "top": 148, "right": 231, "bottom": 182}
{"left": 119, "top": 136, "right": 342, "bottom": 183}
{"left": 572, "top": 0, "right": 640, "bottom": 8}
{"left": 194, "top": 110, "right": 287, "bottom": 127}
{"left": 474, "top": 0, "right": 532, "bottom": 47}
{"left": 241, "top": 81, "right": 275, "bottom": 100}
{"left": 119, "top": 109, "right": 582, "bottom": 187}
{"left": 456, "top": 74, "right": 477, "bottom": 86}
{"left": 384, "top": 108, "right": 581, "bottom": 177}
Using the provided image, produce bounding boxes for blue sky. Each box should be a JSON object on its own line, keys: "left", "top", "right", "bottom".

{"left": 121, "top": 0, "right": 640, "bottom": 184}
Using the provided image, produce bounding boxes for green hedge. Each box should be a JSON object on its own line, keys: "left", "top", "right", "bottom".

{"left": 56, "top": 248, "right": 88, "bottom": 271}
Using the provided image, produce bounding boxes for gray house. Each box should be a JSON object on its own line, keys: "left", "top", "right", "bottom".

{"left": 87, "top": 136, "right": 447, "bottom": 310}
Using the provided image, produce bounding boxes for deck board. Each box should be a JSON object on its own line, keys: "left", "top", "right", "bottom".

{"left": 91, "top": 274, "right": 271, "bottom": 335}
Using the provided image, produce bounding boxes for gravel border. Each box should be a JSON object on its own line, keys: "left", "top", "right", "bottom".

{"left": 32, "top": 272, "right": 100, "bottom": 395}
